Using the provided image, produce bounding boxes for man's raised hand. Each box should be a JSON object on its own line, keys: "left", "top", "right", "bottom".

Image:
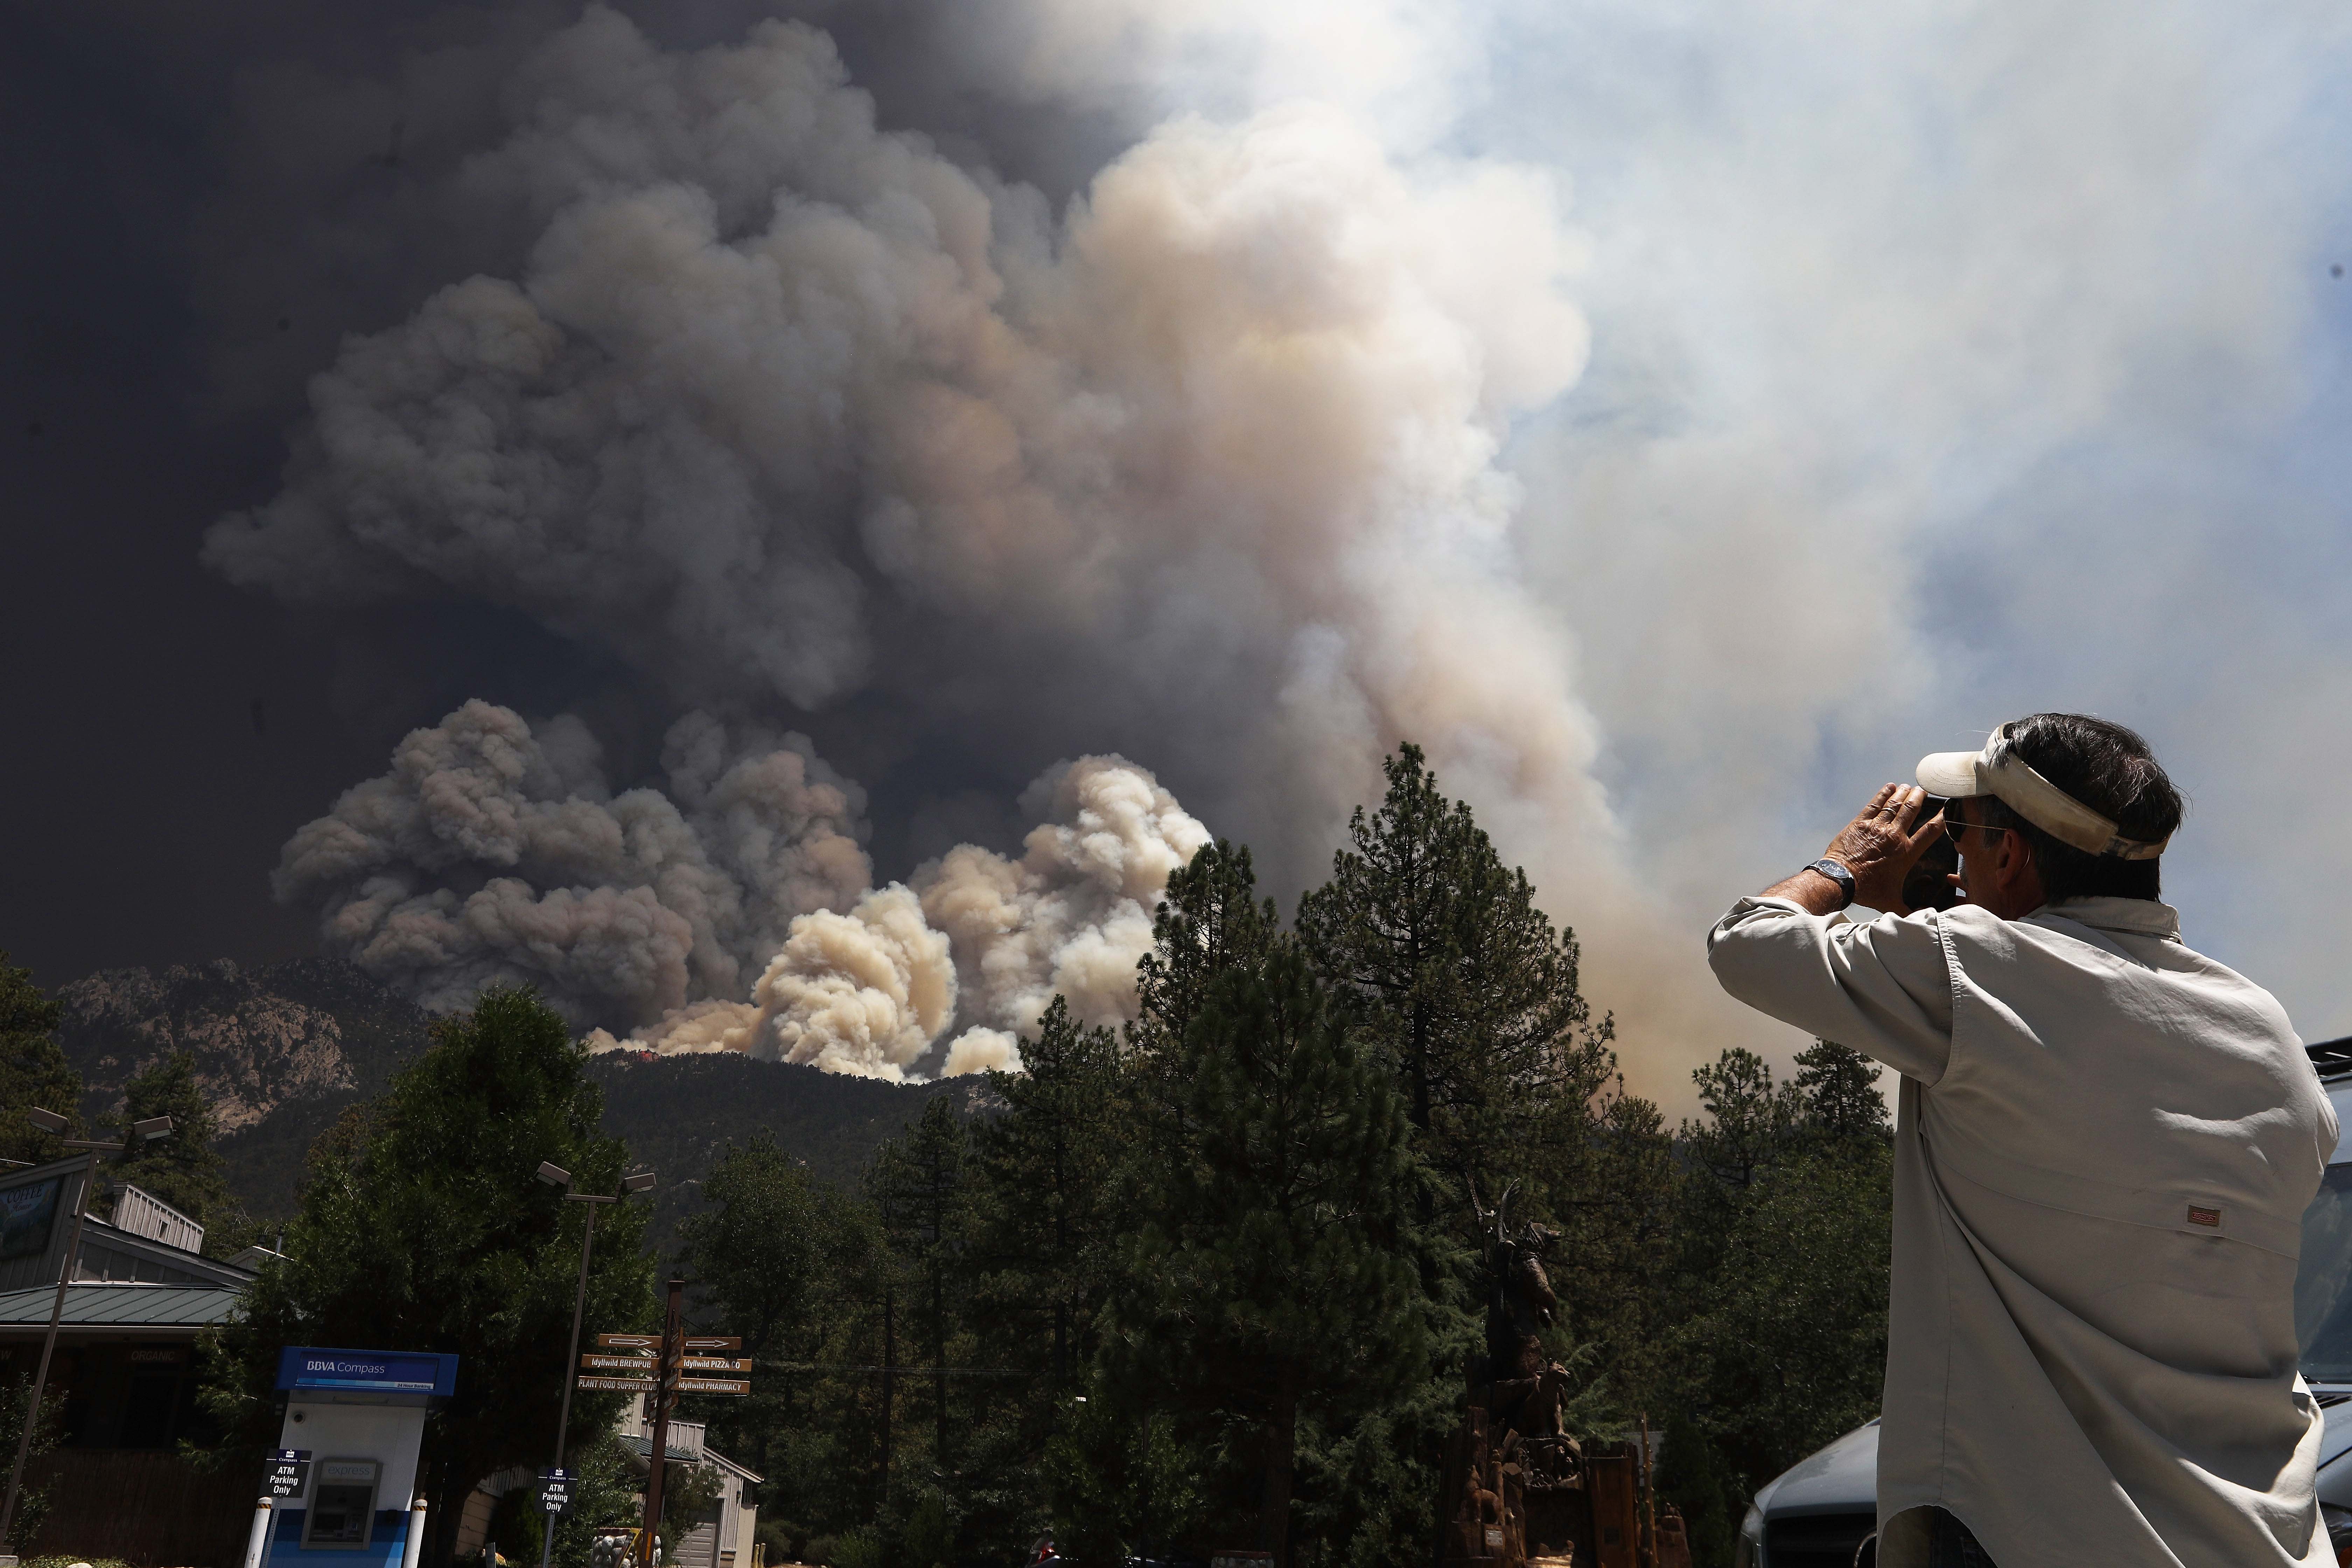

{"left": 1823, "top": 783, "right": 1945, "bottom": 914}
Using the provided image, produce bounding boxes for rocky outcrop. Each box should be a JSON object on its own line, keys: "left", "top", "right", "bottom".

{"left": 57, "top": 958, "right": 432, "bottom": 1133}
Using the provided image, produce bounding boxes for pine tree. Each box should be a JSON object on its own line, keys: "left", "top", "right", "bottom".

{"left": 1793, "top": 1040, "right": 1890, "bottom": 1147}
{"left": 196, "top": 987, "right": 657, "bottom": 1568}
{"left": 1295, "top": 745, "right": 1613, "bottom": 1216}
{"left": 0, "top": 954, "right": 81, "bottom": 1163}
{"left": 1680, "top": 1048, "right": 1804, "bottom": 1191}
{"left": 1539, "top": 1080, "right": 1678, "bottom": 1421}
{"left": 679, "top": 1133, "right": 881, "bottom": 1507}
{"left": 682, "top": 1134, "right": 851, "bottom": 1359}
{"left": 1129, "top": 840, "right": 1282, "bottom": 1061}
{"left": 108, "top": 1050, "right": 232, "bottom": 1228}
{"left": 1653, "top": 1046, "right": 1893, "bottom": 1559}
{"left": 948, "top": 1000, "right": 1132, "bottom": 1562}
{"left": 1107, "top": 943, "right": 1442, "bottom": 1568}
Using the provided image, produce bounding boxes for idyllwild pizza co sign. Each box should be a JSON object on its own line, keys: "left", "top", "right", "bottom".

{"left": 580, "top": 1332, "right": 751, "bottom": 1401}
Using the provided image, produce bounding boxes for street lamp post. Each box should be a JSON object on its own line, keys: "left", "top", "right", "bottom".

{"left": 535, "top": 1163, "right": 656, "bottom": 1568}
{"left": 0, "top": 1107, "right": 174, "bottom": 1553}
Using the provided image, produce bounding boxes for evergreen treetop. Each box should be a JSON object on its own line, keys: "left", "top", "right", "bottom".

{"left": 1793, "top": 1040, "right": 1891, "bottom": 1147}
{"left": 1129, "top": 840, "right": 1281, "bottom": 1060}
{"left": 1296, "top": 744, "right": 1614, "bottom": 1217}
{"left": 0, "top": 953, "right": 81, "bottom": 1163}
{"left": 966, "top": 997, "right": 1126, "bottom": 1387}
{"left": 109, "top": 1049, "right": 232, "bottom": 1229}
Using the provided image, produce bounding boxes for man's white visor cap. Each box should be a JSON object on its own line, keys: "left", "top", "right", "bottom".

{"left": 1916, "top": 723, "right": 2171, "bottom": 861}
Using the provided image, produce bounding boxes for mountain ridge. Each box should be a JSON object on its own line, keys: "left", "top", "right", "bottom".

{"left": 51, "top": 959, "right": 961, "bottom": 1231}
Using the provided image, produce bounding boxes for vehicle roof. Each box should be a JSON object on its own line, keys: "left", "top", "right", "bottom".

{"left": 1752, "top": 1419, "right": 1878, "bottom": 1518}
{"left": 2311, "top": 1039, "right": 2352, "bottom": 1163}
{"left": 2311, "top": 1037, "right": 2352, "bottom": 1084}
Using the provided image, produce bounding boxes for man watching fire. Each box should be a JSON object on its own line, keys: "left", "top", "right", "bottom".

{"left": 1709, "top": 713, "right": 2336, "bottom": 1568}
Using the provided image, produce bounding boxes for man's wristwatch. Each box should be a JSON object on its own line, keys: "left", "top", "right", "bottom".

{"left": 1805, "top": 858, "right": 1857, "bottom": 908}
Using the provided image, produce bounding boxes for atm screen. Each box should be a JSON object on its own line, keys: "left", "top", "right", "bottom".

{"left": 304, "top": 1460, "right": 381, "bottom": 1548}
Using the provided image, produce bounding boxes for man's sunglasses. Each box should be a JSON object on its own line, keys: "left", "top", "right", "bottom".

{"left": 1935, "top": 801, "right": 2015, "bottom": 848}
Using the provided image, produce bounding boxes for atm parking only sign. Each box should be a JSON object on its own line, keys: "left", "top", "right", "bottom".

{"left": 539, "top": 1468, "right": 575, "bottom": 1513}
{"left": 265, "top": 1448, "right": 312, "bottom": 1499}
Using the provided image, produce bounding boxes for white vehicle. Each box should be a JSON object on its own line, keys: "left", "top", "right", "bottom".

{"left": 1737, "top": 1038, "right": 2352, "bottom": 1568}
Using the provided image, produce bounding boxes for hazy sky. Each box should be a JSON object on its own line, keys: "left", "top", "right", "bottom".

{"left": 6, "top": 0, "right": 2348, "bottom": 1098}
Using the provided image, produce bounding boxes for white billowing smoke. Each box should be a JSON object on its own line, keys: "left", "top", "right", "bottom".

{"left": 584, "top": 885, "right": 953, "bottom": 1081}
{"left": 276, "top": 699, "right": 870, "bottom": 1026}
{"left": 584, "top": 755, "right": 1202, "bottom": 1079}
{"left": 749, "top": 885, "right": 958, "bottom": 1079}
{"left": 916, "top": 755, "right": 1211, "bottom": 1044}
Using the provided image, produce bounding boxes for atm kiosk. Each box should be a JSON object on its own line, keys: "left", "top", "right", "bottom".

{"left": 264, "top": 1348, "right": 460, "bottom": 1568}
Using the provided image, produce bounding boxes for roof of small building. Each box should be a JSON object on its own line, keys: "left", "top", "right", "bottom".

{"left": 0, "top": 1281, "right": 245, "bottom": 1330}
{"left": 612, "top": 1431, "right": 762, "bottom": 1481}
{"left": 617, "top": 1432, "right": 703, "bottom": 1465}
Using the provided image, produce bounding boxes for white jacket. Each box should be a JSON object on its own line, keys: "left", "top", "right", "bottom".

{"left": 1709, "top": 895, "right": 2337, "bottom": 1568}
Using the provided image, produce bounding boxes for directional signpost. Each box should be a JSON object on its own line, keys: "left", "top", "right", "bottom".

{"left": 574, "top": 1293, "right": 753, "bottom": 1566}
{"left": 539, "top": 1164, "right": 657, "bottom": 1568}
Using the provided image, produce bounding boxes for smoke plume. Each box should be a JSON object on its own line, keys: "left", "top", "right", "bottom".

{"left": 202, "top": 2, "right": 1604, "bottom": 910}
{"left": 292, "top": 697, "right": 1203, "bottom": 1077}
{"left": 915, "top": 755, "right": 1209, "bottom": 1043}
{"left": 592, "top": 751, "right": 1204, "bottom": 1079}
{"left": 275, "top": 699, "right": 870, "bottom": 1025}
{"left": 196, "top": 0, "right": 2352, "bottom": 1094}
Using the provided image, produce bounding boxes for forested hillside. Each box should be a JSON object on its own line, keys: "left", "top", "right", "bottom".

{"left": 50, "top": 960, "right": 956, "bottom": 1237}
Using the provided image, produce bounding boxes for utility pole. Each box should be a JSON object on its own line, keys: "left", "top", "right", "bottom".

{"left": 642, "top": 1275, "right": 685, "bottom": 1564}
{"left": 535, "top": 1163, "right": 654, "bottom": 1568}
{"left": 0, "top": 1108, "right": 172, "bottom": 1552}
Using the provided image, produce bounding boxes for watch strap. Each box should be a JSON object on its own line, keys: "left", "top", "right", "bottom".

{"left": 1805, "top": 858, "right": 1857, "bottom": 907}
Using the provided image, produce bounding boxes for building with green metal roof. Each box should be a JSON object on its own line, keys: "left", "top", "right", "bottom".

{"left": 0, "top": 1156, "right": 262, "bottom": 1564}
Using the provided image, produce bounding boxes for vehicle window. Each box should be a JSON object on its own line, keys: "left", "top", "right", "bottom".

{"left": 2297, "top": 1165, "right": 2352, "bottom": 1380}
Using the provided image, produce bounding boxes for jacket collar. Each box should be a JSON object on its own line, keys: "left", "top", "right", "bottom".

{"left": 2030, "top": 897, "right": 2182, "bottom": 941}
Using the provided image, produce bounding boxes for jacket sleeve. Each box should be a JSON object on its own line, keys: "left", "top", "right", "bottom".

{"left": 1706, "top": 896, "right": 1957, "bottom": 1084}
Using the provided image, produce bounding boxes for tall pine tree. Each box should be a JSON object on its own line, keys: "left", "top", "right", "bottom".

{"left": 1295, "top": 745, "right": 1613, "bottom": 1218}
{"left": 1653, "top": 1045, "right": 1893, "bottom": 1563}
{"left": 679, "top": 1134, "right": 887, "bottom": 1554}
{"left": 967, "top": 997, "right": 1125, "bottom": 1389}
{"left": 1129, "top": 841, "right": 1282, "bottom": 1062}
{"left": 1792, "top": 1040, "right": 1890, "bottom": 1148}
{"left": 1107, "top": 943, "right": 1441, "bottom": 1568}
{"left": 952, "top": 1000, "right": 1132, "bottom": 1564}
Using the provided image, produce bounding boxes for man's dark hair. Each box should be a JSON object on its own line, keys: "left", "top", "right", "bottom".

{"left": 1973, "top": 713, "right": 2184, "bottom": 902}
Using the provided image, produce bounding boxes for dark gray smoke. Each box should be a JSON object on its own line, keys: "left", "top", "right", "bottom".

{"left": 276, "top": 699, "right": 870, "bottom": 1026}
